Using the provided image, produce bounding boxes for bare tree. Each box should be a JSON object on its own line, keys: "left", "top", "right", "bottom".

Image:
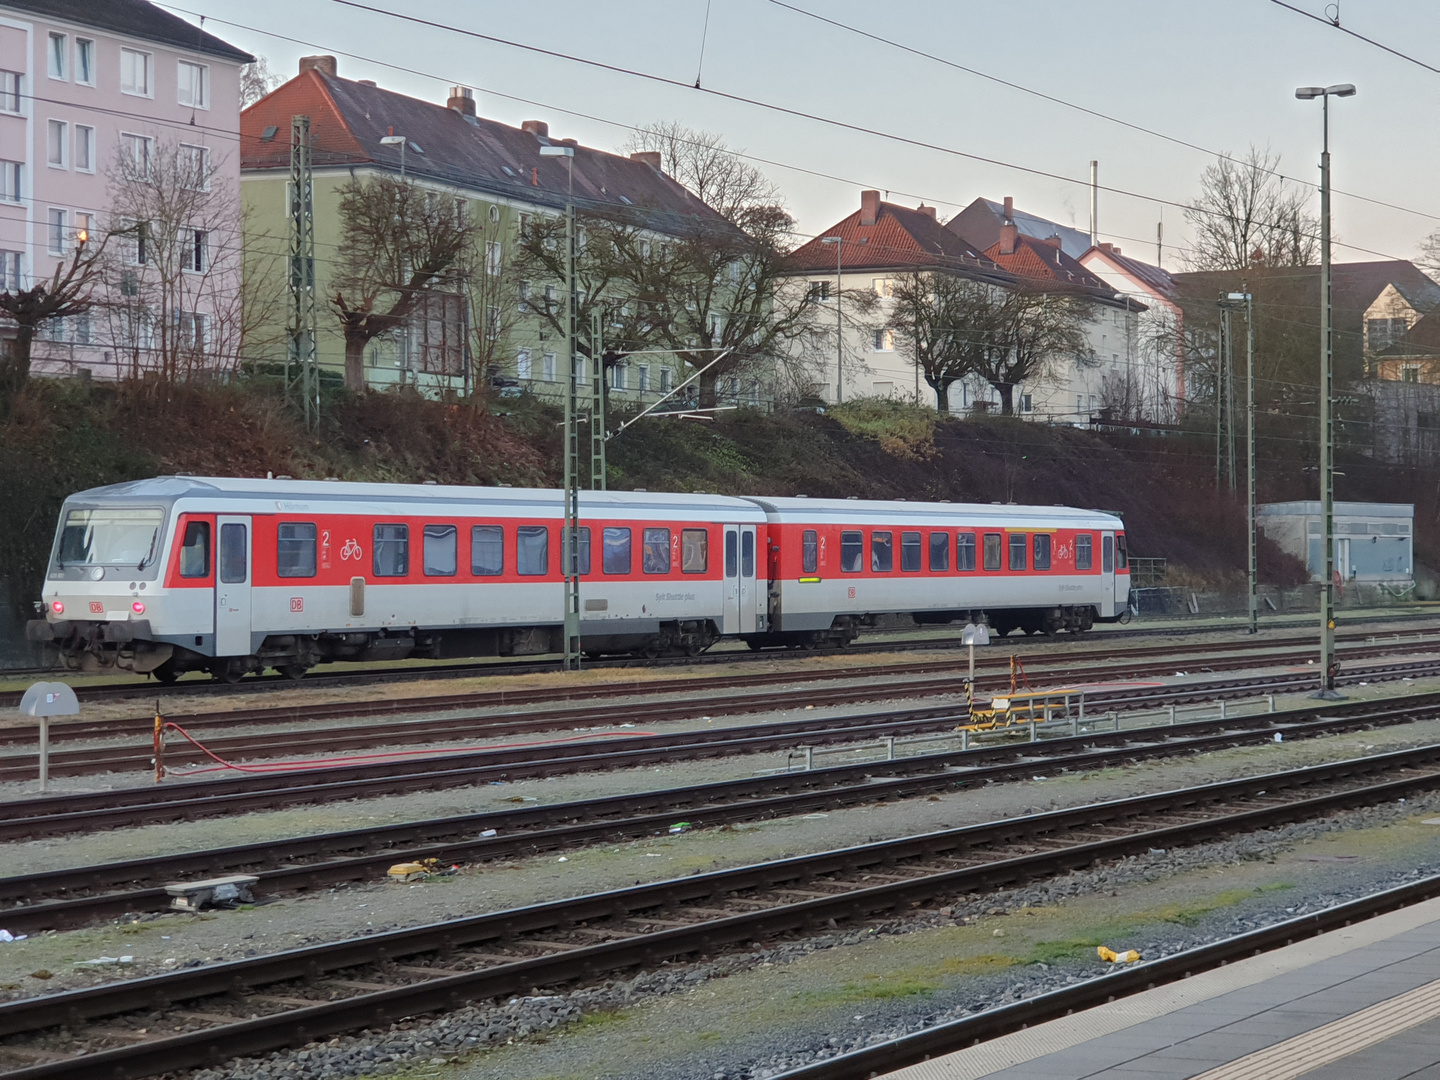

{"left": 240, "top": 56, "right": 283, "bottom": 110}
{"left": 330, "top": 176, "right": 476, "bottom": 391}
{"left": 1183, "top": 145, "right": 1318, "bottom": 271}
{"left": 982, "top": 288, "right": 1096, "bottom": 415}
{"left": 885, "top": 271, "right": 1004, "bottom": 414}
{"left": 624, "top": 121, "right": 784, "bottom": 231}
{"left": 100, "top": 139, "right": 245, "bottom": 383}
{"left": 466, "top": 210, "right": 524, "bottom": 392}
{"left": 0, "top": 238, "right": 106, "bottom": 399}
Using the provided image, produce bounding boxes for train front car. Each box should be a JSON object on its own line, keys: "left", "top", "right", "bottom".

{"left": 743, "top": 497, "right": 1130, "bottom": 644}
{"left": 28, "top": 477, "right": 199, "bottom": 679}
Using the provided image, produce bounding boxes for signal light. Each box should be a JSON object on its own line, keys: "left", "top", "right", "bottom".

{"left": 131, "top": 601, "right": 145, "bottom": 614}
{"left": 50, "top": 601, "right": 63, "bottom": 614}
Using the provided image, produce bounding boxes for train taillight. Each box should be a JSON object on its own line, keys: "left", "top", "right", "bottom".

{"left": 50, "top": 601, "right": 63, "bottom": 614}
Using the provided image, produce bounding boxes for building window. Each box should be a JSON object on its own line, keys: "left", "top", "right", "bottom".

{"left": 485, "top": 240, "right": 502, "bottom": 276}
{"left": 637, "top": 364, "right": 650, "bottom": 392}
{"left": 47, "top": 208, "right": 66, "bottom": 255}
{"left": 121, "top": 49, "right": 152, "bottom": 96}
{"left": 0, "top": 161, "right": 20, "bottom": 203}
{"left": 179, "top": 144, "right": 210, "bottom": 190}
{"left": 73, "top": 212, "right": 93, "bottom": 248}
{"left": 516, "top": 348, "right": 531, "bottom": 380}
{"left": 121, "top": 133, "right": 152, "bottom": 178}
{"left": 1368, "top": 316, "right": 1410, "bottom": 352}
{"left": 75, "top": 125, "right": 94, "bottom": 172}
{"left": 410, "top": 291, "right": 464, "bottom": 375}
{"left": 517, "top": 280, "right": 530, "bottom": 312}
{"left": 75, "top": 39, "right": 94, "bottom": 85}
{"left": 807, "top": 280, "right": 831, "bottom": 303}
{"left": 182, "top": 228, "right": 207, "bottom": 272}
{"left": 47, "top": 33, "right": 65, "bottom": 80}
{"left": 1020, "top": 393, "right": 1033, "bottom": 413}
{"left": 0, "top": 72, "right": 19, "bottom": 112}
{"left": 612, "top": 363, "right": 626, "bottom": 391}
{"left": 177, "top": 60, "right": 207, "bottom": 108}
{"left": 47, "top": 120, "right": 67, "bottom": 168}
{"left": 542, "top": 351, "right": 556, "bottom": 382}
{"left": 873, "top": 277, "right": 894, "bottom": 298}
{"left": 176, "top": 310, "right": 208, "bottom": 353}
{"left": 0, "top": 251, "right": 21, "bottom": 291}
{"left": 659, "top": 367, "right": 672, "bottom": 393}
{"left": 276, "top": 523, "right": 317, "bottom": 578}
{"left": 872, "top": 328, "right": 895, "bottom": 351}
{"left": 1402, "top": 364, "right": 1421, "bottom": 383}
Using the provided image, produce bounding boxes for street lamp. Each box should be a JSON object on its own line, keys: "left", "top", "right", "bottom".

{"left": 819, "top": 235, "right": 866, "bottom": 404}
{"left": 539, "top": 143, "right": 581, "bottom": 670}
{"left": 1295, "top": 82, "right": 1354, "bottom": 697}
{"left": 1219, "top": 290, "right": 1255, "bottom": 634}
{"left": 379, "top": 134, "right": 407, "bottom": 180}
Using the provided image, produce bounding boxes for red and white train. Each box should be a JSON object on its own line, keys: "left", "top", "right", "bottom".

{"left": 27, "top": 477, "right": 1132, "bottom": 681}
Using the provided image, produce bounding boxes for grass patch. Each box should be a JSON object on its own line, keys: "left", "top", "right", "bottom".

{"left": 795, "top": 973, "right": 943, "bottom": 1006}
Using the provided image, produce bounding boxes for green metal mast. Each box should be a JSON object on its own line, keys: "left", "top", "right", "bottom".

{"left": 287, "top": 115, "right": 319, "bottom": 431}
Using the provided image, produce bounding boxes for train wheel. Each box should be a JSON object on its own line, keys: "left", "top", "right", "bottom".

{"left": 746, "top": 639, "right": 764, "bottom": 652}
{"left": 152, "top": 661, "right": 179, "bottom": 685}
{"left": 278, "top": 664, "right": 307, "bottom": 682}
{"left": 214, "top": 663, "right": 244, "bottom": 684}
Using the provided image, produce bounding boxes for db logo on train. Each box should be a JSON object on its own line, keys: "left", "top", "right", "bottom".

{"left": 340, "top": 538, "right": 363, "bottom": 561}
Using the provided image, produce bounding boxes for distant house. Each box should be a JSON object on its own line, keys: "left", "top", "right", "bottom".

{"left": 241, "top": 56, "right": 733, "bottom": 397}
{"left": 1079, "top": 242, "right": 1186, "bottom": 421}
{"left": 1257, "top": 501, "right": 1414, "bottom": 585}
{"left": 946, "top": 196, "right": 1091, "bottom": 259}
{"left": 1364, "top": 281, "right": 1440, "bottom": 376}
{"left": 0, "top": 0, "right": 252, "bottom": 378}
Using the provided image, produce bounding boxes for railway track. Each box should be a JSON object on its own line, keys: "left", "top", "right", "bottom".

{"left": 3, "top": 609, "right": 1436, "bottom": 705}
{"left": 3, "top": 744, "right": 1440, "bottom": 1079}
{"left": 4, "top": 644, "right": 1439, "bottom": 786}
{"left": 8, "top": 691, "right": 1440, "bottom": 935}
{"left": 5, "top": 656, "right": 1440, "bottom": 838}
{"left": 773, "top": 870, "right": 1440, "bottom": 1080}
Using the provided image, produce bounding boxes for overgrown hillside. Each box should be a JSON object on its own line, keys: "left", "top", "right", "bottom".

{"left": 4, "top": 379, "right": 1399, "bottom": 622}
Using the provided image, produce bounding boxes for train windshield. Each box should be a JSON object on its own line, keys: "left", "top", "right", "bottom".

{"left": 57, "top": 507, "right": 165, "bottom": 569}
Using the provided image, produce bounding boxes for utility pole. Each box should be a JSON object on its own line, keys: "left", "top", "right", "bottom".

{"left": 1296, "top": 82, "right": 1355, "bottom": 698}
{"left": 589, "top": 310, "right": 606, "bottom": 490}
{"left": 1089, "top": 160, "right": 1098, "bottom": 247}
{"left": 1221, "top": 290, "right": 1257, "bottom": 632}
{"left": 287, "top": 115, "right": 319, "bottom": 430}
{"left": 1215, "top": 306, "right": 1225, "bottom": 492}
{"left": 819, "top": 235, "right": 866, "bottom": 404}
{"left": 540, "top": 144, "right": 581, "bottom": 670}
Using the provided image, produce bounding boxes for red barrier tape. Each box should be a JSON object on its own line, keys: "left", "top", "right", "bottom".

{"left": 158, "top": 721, "right": 659, "bottom": 777}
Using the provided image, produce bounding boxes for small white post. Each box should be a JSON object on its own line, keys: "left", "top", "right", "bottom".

{"left": 1268, "top": 694, "right": 1276, "bottom": 713}
{"left": 1219, "top": 699, "right": 1227, "bottom": 719}
{"left": 37, "top": 717, "right": 48, "bottom": 793}
{"left": 1168, "top": 704, "right": 1176, "bottom": 725}
{"left": 961, "top": 729, "right": 969, "bottom": 751}
{"left": 884, "top": 736, "right": 895, "bottom": 761}
{"left": 1029, "top": 718, "right": 1037, "bottom": 742}
{"left": 1079, "top": 692, "right": 1086, "bottom": 724}
{"left": 804, "top": 746, "right": 814, "bottom": 771}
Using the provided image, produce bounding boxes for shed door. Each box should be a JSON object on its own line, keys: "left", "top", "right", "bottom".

{"left": 739, "top": 525, "right": 758, "bottom": 634}
{"left": 722, "top": 526, "right": 740, "bottom": 635}
{"left": 215, "top": 516, "right": 252, "bottom": 657}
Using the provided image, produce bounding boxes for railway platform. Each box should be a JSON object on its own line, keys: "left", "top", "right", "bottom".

{"left": 882, "top": 891, "right": 1440, "bottom": 1080}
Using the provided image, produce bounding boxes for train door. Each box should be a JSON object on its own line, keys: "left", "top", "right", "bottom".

{"left": 1114, "top": 533, "right": 1130, "bottom": 610}
{"left": 738, "top": 525, "right": 759, "bottom": 633}
{"left": 215, "top": 516, "right": 252, "bottom": 657}
{"left": 1101, "top": 532, "right": 1116, "bottom": 617}
{"left": 722, "top": 526, "right": 740, "bottom": 634}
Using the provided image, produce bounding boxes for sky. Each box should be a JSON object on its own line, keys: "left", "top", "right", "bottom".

{"left": 177, "top": 0, "right": 1440, "bottom": 270}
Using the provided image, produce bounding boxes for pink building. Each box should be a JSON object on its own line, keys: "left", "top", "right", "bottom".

{"left": 0, "top": 0, "right": 251, "bottom": 378}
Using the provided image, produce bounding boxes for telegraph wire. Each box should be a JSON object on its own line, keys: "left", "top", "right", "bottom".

{"left": 1268, "top": 0, "right": 1440, "bottom": 76}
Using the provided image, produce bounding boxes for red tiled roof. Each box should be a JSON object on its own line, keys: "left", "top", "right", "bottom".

{"left": 241, "top": 71, "right": 733, "bottom": 235}
{"left": 983, "top": 234, "right": 1114, "bottom": 295}
{"left": 784, "top": 201, "right": 1005, "bottom": 279}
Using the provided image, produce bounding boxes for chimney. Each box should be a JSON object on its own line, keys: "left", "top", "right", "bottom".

{"left": 860, "top": 189, "right": 880, "bottom": 227}
{"left": 447, "top": 86, "right": 476, "bottom": 117}
{"left": 357, "top": 79, "right": 377, "bottom": 87}
{"left": 999, "top": 221, "right": 1018, "bottom": 256}
{"left": 1098, "top": 242, "right": 1113, "bottom": 253}
{"left": 521, "top": 120, "right": 549, "bottom": 138}
{"left": 916, "top": 204, "right": 937, "bottom": 220}
{"left": 630, "top": 151, "right": 662, "bottom": 170}
{"left": 1041, "top": 234, "right": 1061, "bottom": 249}
{"left": 298, "top": 55, "right": 337, "bottom": 78}
{"left": 1002, "top": 195, "right": 1013, "bottom": 222}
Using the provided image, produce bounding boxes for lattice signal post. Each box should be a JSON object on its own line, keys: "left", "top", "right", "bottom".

{"left": 287, "top": 115, "right": 320, "bottom": 431}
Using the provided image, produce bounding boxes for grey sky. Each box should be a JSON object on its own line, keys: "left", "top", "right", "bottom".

{"left": 188, "top": 0, "right": 1440, "bottom": 268}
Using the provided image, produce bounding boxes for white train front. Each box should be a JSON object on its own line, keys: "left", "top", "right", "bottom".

{"left": 27, "top": 477, "right": 1132, "bottom": 680}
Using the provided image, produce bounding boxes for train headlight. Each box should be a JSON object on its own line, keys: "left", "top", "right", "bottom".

{"left": 131, "top": 601, "right": 146, "bottom": 614}
{"left": 50, "top": 601, "right": 63, "bottom": 614}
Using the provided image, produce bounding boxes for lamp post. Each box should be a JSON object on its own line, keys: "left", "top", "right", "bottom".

{"left": 1220, "top": 290, "right": 1256, "bottom": 633}
{"left": 379, "top": 133, "right": 407, "bottom": 180}
{"left": 819, "top": 235, "right": 866, "bottom": 404}
{"left": 539, "top": 143, "right": 581, "bottom": 671}
{"left": 1296, "top": 82, "right": 1355, "bottom": 698}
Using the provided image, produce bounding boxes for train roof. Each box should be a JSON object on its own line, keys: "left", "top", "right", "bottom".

{"left": 740, "top": 496, "right": 1124, "bottom": 528}
{"left": 61, "top": 477, "right": 767, "bottom": 518}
